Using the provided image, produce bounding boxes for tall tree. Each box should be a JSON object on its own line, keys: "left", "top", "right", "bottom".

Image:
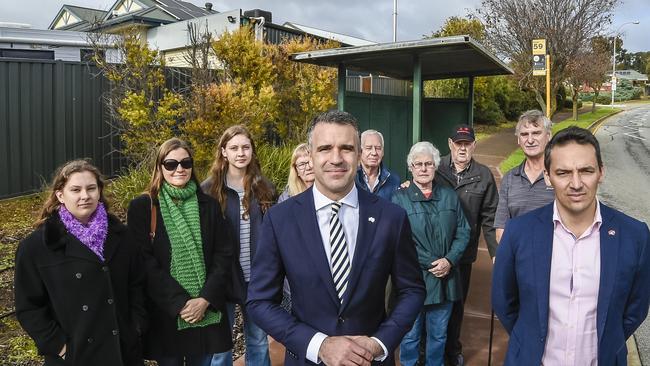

{"left": 429, "top": 16, "right": 486, "bottom": 42}
{"left": 477, "top": 0, "right": 619, "bottom": 116}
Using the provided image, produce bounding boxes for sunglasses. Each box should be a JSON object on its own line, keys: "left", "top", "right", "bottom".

{"left": 162, "top": 158, "right": 193, "bottom": 171}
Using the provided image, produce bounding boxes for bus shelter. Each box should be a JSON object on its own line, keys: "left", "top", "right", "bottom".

{"left": 291, "top": 36, "right": 513, "bottom": 178}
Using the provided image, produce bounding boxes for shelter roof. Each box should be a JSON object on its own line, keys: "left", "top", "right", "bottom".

{"left": 291, "top": 36, "right": 513, "bottom": 80}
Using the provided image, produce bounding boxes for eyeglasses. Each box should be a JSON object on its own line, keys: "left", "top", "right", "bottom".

{"left": 162, "top": 158, "right": 193, "bottom": 171}
{"left": 296, "top": 161, "right": 312, "bottom": 171}
{"left": 411, "top": 161, "right": 434, "bottom": 170}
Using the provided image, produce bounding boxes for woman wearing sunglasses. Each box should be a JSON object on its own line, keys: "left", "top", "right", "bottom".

{"left": 14, "top": 160, "right": 146, "bottom": 366}
{"left": 127, "top": 137, "right": 233, "bottom": 366}
{"left": 202, "top": 125, "right": 275, "bottom": 366}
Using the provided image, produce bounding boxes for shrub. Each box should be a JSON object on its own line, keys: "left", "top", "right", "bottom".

{"left": 563, "top": 98, "right": 583, "bottom": 109}
{"left": 595, "top": 94, "right": 612, "bottom": 104}
{"left": 256, "top": 143, "right": 294, "bottom": 195}
{"left": 105, "top": 165, "right": 152, "bottom": 217}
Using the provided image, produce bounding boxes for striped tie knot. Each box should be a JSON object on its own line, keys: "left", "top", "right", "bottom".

{"left": 331, "top": 201, "right": 342, "bottom": 214}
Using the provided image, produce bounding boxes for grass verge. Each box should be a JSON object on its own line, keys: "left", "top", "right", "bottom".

{"left": 499, "top": 107, "right": 620, "bottom": 173}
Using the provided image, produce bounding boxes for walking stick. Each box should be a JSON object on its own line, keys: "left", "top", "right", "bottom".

{"left": 488, "top": 309, "right": 495, "bottom": 366}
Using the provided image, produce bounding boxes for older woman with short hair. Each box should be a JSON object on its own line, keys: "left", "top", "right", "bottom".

{"left": 391, "top": 142, "right": 470, "bottom": 366}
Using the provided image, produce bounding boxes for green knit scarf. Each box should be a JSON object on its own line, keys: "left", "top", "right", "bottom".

{"left": 159, "top": 180, "right": 221, "bottom": 330}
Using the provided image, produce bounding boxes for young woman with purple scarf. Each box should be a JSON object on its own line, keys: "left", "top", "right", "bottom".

{"left": 14, "top": 160, "right": 147, "bottom": 366}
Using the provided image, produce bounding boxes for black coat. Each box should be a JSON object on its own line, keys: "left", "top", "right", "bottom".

{"left": 435, "top": 155, "right": 499, "bottom": 263}
{"left": 200, "top": 178, "right": 269, "bottom": 305}
{"left": 127, "top": 191, "right": 233, "bottom": 358}
{"left": 14, "top": 213, "right": 146, "bottom": 366}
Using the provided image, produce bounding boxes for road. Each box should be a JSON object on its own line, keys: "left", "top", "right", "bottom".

{"left": 595, "top": 103, "right": 650, "bottom": 365}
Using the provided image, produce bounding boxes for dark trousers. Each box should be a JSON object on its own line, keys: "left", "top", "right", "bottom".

{"left": 445, "top": 263, "right": 473, "bottom": 358}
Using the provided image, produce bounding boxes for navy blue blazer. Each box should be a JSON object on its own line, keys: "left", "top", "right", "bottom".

{"left": 246, "top": 187, "right": 425, "bottom": 365}
{"left": 492, "top": 202, "right": 650, "bottom": 366}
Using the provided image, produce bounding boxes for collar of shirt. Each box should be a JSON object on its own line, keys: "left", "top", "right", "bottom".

{"left": 313, "top": 183, "right": 359, "bottom": 211}
{"left": 312, "top": 183, "right": 359, "bottom": 266}
{"left": 515, "top": 159, "right": 546, "bottom": 185}
{"left": 451, "top": 159, "right": 472, "bottom": 176}
{"left": 552, "top": 200, "right": 603, "bottom": 239}
{"left": 362, "top": 165, "right": 382, "bottom": 192}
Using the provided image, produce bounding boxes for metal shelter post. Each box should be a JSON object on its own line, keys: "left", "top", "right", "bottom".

{"left": 468, "top": 76, "right": 474, "bottom": 125}
{"left": 337, "top": 63, "right": 346, "bottom": 111}
{"left": 412, "top": 55, "right": 422, "bottom": 143}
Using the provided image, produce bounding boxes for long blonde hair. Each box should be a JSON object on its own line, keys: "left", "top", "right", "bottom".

{"left": 145, "top": 137, "right": 200, "bottom": 200}
{"left": 36, "top": 159, "right": 109, "bottom": 227}
{"left": 207, "top": 125, "right": 275, "bottom": 218}
{"left": 287, "top": 143, "right": 311, "bottom": 197}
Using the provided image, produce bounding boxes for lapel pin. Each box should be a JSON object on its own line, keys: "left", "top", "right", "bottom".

{"left": 608, "top": 229, "right": 616, "bottom": 236}
{"left": 368, "top": 217, "right": 375, "bottom": 223}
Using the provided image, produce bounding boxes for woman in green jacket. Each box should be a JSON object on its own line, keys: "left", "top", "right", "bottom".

{"left": 392, "top": 141, "right": 471, "bottom": 366}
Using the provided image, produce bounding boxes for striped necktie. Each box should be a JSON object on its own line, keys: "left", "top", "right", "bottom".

{"left": 330, "top": 201, "right": 350, "bottom": 304}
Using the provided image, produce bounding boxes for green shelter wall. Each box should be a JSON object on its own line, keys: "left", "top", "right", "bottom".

{"left": 422, "top": 98, "right": 470, "bottom": 157}
{"left": 345, "top": 92, "right": 470, "bottom": 180}
{"left": 346, "top": 92, "right": 412, "bottom": 179}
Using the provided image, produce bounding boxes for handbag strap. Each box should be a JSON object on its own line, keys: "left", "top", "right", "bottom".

{"left": 149, "top": 198, "right": 157, "bottom": 243}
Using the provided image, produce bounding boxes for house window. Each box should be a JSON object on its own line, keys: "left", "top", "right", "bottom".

{"left": 114, "top": 0, "right": 143, "bottom": 16}
{"left": 0, "top": 49, "right": 55, "bottom": 60}
{"left": 54, "top": 10, "right": 80, "bottom": 29}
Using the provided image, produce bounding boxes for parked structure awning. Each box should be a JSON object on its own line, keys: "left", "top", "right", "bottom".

{"left": 291, "top": 35, "right": 513, "bottom": 80}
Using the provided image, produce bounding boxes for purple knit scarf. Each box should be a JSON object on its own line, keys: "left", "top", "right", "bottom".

{"left": 58, "top": 202, "right": 109, "bottom": 261}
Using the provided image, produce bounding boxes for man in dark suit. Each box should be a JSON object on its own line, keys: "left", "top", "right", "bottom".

{"left": 247, "top": 110, "right": 425, "bottom": 365}
{"left": 492, "top": 126, "right": 650, "bottom": 365}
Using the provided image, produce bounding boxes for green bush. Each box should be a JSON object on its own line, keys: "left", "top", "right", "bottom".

{"left": 596, "top": 94, "right": 612, "bottom": 104}
{"left": 424, "top": 75, "right": 538, "bottom": 124}
{"left": 106, "top": 165, "right": 152, "bottom": 217}
{"left": 256, "top": 143, "right": 294, "bottom": 194}
{"left": 563, "top": 98, "right": 583, "bottom": 109}
{"left": 580, "top": 92, "right": 594, "bottom": 102}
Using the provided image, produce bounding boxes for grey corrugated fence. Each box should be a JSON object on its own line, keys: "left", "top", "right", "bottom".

{"left": 0, "top": 58, "right": 123, "bottom": 199}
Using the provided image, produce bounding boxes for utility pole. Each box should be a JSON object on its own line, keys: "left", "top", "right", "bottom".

{"left": 393, "top": 0, "right": 397, "bottom": 42}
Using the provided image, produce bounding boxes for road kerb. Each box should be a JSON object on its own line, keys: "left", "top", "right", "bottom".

{"left": 587, "top": 109, "right": 623, "bottom": 133}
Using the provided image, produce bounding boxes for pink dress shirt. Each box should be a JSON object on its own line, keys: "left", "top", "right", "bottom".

{"left": 541, "top": 202, "right": 602, "bottom": 366}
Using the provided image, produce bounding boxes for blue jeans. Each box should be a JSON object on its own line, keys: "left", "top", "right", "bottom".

{"left": 157, "top": 354, "right": 213, "bottom": 366}
{"left": 211, "top": 303, "right": 270, "bottom": 366}
{"left": 400, "top": 301, "right": 453, "bottom": 366}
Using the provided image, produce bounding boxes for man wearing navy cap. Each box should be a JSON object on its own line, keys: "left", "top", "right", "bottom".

{"left": 435, "top": 125, "right": 499, "bottom": 366}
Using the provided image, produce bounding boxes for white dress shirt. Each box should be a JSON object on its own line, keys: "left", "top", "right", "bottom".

{"left": 305, "top": 184, "right": 387, "bottom": 363}
{"left": 541, "top": 201, "right": 602, "bottom": 365}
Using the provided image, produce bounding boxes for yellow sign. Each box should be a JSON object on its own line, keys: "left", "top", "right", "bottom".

{"left": 532, "top": 39, "right": 546, "bottom": 55}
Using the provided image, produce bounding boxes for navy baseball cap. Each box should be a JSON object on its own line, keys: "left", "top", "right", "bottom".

{"left": 450, "top": 125, "right": 475, "bottom": 142}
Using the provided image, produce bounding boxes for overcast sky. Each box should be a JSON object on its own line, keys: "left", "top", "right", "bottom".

{"left": 1, "top": 0, "right": 648, "bottom": 52}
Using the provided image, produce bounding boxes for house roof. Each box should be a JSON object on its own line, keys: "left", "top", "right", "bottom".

{"left": 612, "top": 69, "right": 648, "bottom": 82}
{"left": 49, "top": 5, "right": 108, "bottom": 31}
{"left": 102, "top": 0, "right": 211, "bottom": 23}
{"left": 291, "top": 36, "right": 513, "bottom": 80}
{"left": 283, "top": 22, "right": 376, "bottom": 47}
{"left": 155, "top": 0, "right": 215, "bottom": 20}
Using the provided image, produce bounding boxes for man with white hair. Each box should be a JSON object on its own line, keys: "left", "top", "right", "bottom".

{"left": 355, "top": 129, "right": 401, "bottom": 200}
{"left": 494, "top": 110, "right": 556, "bottom": 243}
